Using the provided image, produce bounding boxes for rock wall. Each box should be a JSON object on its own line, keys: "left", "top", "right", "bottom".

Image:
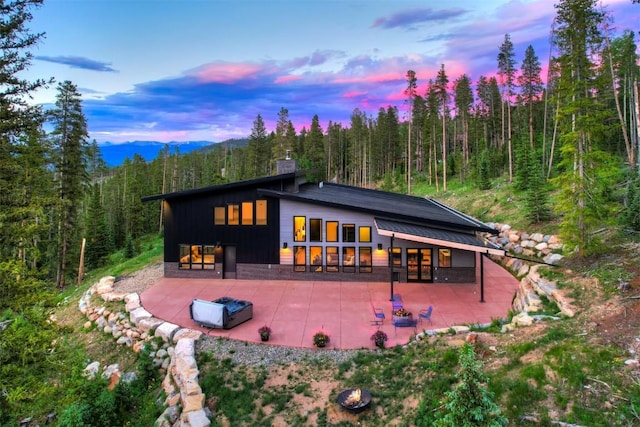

{"left": 485, "top": 223, "right": 577, "bottom": 323}
{"left": 78, "top": 276, "right": 210, "bottom": 427}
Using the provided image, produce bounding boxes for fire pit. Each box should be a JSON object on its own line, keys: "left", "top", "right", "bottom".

{"left": 337, "top": 388, "right": 372, "bottom": 413}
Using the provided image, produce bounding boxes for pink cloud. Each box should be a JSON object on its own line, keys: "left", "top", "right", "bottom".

{"left": 275, "top": 75, "right": 302, "bottom": 84}
{"left": 343, "top": 91, "right": 368, "bottom": 98}
{"left": 190, "top": 62, "right": 265, "bottom": 84}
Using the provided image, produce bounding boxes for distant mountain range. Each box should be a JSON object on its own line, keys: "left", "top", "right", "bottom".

{"left": 98, "top": 140, "right": 229, "bottom": 167}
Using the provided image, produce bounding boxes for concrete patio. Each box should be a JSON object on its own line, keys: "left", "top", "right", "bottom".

{"left": 140, "top": 256, "right": 519, "bottom": 350}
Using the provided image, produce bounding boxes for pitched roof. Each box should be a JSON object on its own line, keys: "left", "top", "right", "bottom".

{"left": 259, "top": 182, "right": 496, "bottom": 234}
{"left": 141, "top": 172, "right": 299, "bottom": 202}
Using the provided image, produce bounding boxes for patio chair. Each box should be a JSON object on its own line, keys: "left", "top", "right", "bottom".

{"left": 418, "top": 305, "right": 433, "bottom": 325}
{"left": 391, "top": 293, "right": 403, "bottom": 310}
{"left": 370, "top": 303, "right": 385, "bottom": 326}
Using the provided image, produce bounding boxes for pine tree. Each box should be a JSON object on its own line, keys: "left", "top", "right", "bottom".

{"left": 551, "top": 0, "right": 609, "bottom": 256}
{"left": 434, "top": 64, "right": 449, "bottom": 192}
{"left": 454, "top": 74, "right": 474, "bottom": 177}
{"left": 405, "top": 70, "right": 417, "bottom": 194}
{"left": 49, "top": 80, "right": 89, "bottom": 287}
{"left": 498, "top": 34, "right": 516, "bottom": 182}
{"left": 518, "top": 45, "right": 544, "bottom": 150}
{"left": 247, "top": 114, "right": 269, "bottom": 178}
{"left": 305, "top": 114, "right": 326, "bottom": 181}
{"left": 85, "top": 184, "right": 112, "bottom": 269}
{"left": 524, "top": 151, "right": 552, "bottom": 223}
{"left": 622, "top": 171, "right": 640, "bottom": 231}
{"left": 434, "top": 344, "right": 507, "bottom": 427}
{"left": 0, "top": 0, "right": 53, "bottom": 306}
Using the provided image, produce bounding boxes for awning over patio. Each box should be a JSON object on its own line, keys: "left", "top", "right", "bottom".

{"left": 374, "top": 217, "right": 505, "bottom": 256}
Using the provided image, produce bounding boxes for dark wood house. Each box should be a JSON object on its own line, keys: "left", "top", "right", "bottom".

{"left": 142, "top": 160, "right": 504, "bottom": 282}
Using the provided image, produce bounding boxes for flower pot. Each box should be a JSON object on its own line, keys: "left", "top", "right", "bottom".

{"left": 260, "top": 333, "right": 270, "bottom": 342}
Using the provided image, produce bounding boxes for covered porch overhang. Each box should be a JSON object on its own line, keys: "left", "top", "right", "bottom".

{"left": 374, "top": 218, "right": 506, "bottom": 303}
{"left": 373, "top": 217, "right": 505, "bottom": 256}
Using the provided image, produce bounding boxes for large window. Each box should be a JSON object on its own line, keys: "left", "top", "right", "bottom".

{"left": 342, "top": 224, "right": 355, "bottom": 242}
{"left": 213, "top": 200, "right": 267, "bottom": 226}
{"left": 359, "top": 226, "right": 371, "bottom": 242}
{"left": 326, "top": 221, "right": 338, "bottom": 242}
{"left": 342, "top": 246, "right": 355, "bottom": 271}
{"left": 179, "top": 244, "right": 215, "bottom": 270}
{"left": 309, "top": 219, "right": 322, "bottom": 242}
{"left": 214, "top": 207, "right": 225, "bottom": 225}
{"left": 256, "top": 200, "right": 267, "bottom": 225}
{"left": 241, "top": 202, "right": 253, "bottom": 225}
{"left": 294, "top": 246, "right": 306, "bottom": 271}
{"left": 294, "top": 216, "right": 306, "bottom": 242}
{"left": 227, "top": 204, "right": 239, "bottom": 225}
{"left": 310, "top": 246, "right": 323, "bottom": 272}
{"left": 359, "top": 247, "right": 372, "bottom": 272}
{"left": 438, "top": 248, "right": 451, "bottom": 267}
{"left": 326, "top": 246, "right": 339, "bottom": 272}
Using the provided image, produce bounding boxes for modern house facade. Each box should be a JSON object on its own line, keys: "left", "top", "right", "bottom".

{"left": 142, "top": 160, "right": 505, "bottom": 283}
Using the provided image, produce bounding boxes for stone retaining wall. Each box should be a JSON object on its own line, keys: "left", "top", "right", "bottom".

{"left": 79, "top": 276, "right": 210, "bottom": 427}
{"left": 485, "top": 223, "right": 577, "bottom": 323}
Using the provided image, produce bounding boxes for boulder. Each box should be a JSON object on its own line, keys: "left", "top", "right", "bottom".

{"left": 155, "top": 322, "right": 180, "bottom": 342}
{"left": 84, "top": 361, "right": 100, "bottom": 379}
{"left": 137, "top": 317, "right": 164, "bottom": 332}
{"left": 173, "top": 328, "right": 203, "bottom": 343}
{"left": 184, "top": 409, "right": 211, "bottom": 427}
{"left": 129, "top": 307, "right": 153, "bottom": 325}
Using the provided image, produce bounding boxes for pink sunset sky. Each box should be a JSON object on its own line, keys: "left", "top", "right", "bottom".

{"left": 26, "top": 0, "right": 639, "bottom": 144}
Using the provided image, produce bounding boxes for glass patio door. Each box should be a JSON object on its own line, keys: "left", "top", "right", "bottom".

{"left": 407, "top": 248, "right": 433, "bottom": 282}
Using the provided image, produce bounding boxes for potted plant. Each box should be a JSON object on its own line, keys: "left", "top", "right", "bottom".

{"left": 370, "top": 330, "right": 388, "bottom": 349}
{"left": 258, "top": 325, "right": 271, "bottom": 342}
{"left": 313, "top": 330, "right": 330, "bottom": 348}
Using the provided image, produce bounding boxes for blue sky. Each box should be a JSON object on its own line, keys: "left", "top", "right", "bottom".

{"left": 26, "top": 0, "right": 638, "bottom": 144}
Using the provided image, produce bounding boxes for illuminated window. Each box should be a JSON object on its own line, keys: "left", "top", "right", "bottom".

{"left": 438, "top": 248, "right": 451, "bottom": 267}
{"left": 241, "top": 202, "right": 253, "bottom": 225}
{"left": 294, "top": 246, "right": 306, "bottom": 272}
{"left": 256, "top": 200, "right": 267, "bottom": 225}
{"left": 342, "top": 224, "right": 355, "bottom": 242}
{"left": 391, "top": 247, "right": 402, "bottom": 266}
{"left": 310, "top": 246, "right": 323, "bottom": 272}
{"left": 359, "top": 247, "right": 372, "bottom": 272}
{"left": 179, "top": 244, "right": 215, "bottom": 270}
{"left": 359, "top": 226, "right": 371, "bottom": 242}
{"left": 202, "top": 245, "right": 216, "bottom": 269}
{"left": 228, "top": 204, "right": 239, "bottom": 225}
{"left": 326, "top": 246, "right": 339, "bottom": 272}
{"left": 342, "top": 246, "right": 355, "bottom": 271}
{"left": 214, "top": 207, "right": 225, "bottom": 225}
{"left": 326, "top": 221, "right": 338, "bottom": 242}
{"left": 310, "top": 219, "right": 322, "bottom": 242}
{"left": 294, "top": 216, "right": 306, "bottom": 242}
{"left": 179, "top": 245, "right": 191, "bottom": 269}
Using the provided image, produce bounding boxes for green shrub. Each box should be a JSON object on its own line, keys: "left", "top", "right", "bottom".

{"left": 433, "top": 344, "right": 507, "bottom": 427}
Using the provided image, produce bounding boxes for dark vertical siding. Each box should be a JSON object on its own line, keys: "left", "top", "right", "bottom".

{"left": 163, "top": 184, "right": 283, "bottom": 264}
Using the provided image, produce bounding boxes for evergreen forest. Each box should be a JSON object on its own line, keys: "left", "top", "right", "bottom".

{"left": 1, "top": 0, "right": 640, "bottom": 424}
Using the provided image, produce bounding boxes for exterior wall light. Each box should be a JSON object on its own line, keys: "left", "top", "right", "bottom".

{"left": 282, "top": 242, "right": 288, "bottom": 249}
{"left": 377, "top": 243, "right": 383, "bottom": 251}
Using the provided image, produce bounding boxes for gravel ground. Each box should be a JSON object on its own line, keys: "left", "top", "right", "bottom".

{"left": 111, "top": 263, "right": 363, "bottom": 367}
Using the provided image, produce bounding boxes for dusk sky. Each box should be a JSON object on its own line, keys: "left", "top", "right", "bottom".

{"left": 26, "top": 0, "right": 638, "bottom": 144}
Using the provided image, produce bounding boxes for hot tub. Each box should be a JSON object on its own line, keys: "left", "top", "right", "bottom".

{"left": 189, "top": 296, "right": 253, "bottom": 329}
